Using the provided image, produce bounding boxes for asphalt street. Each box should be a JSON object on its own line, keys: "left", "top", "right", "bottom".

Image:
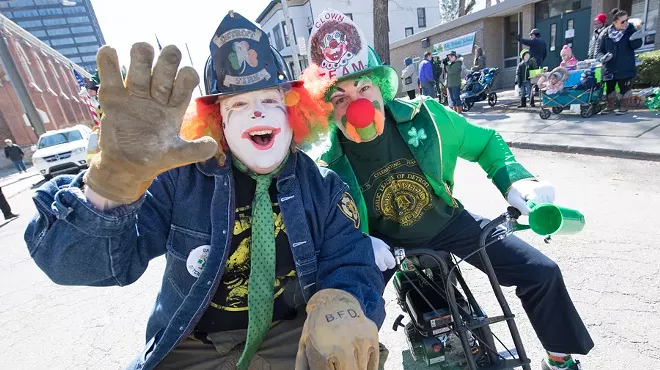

{"left": 1, "top": 149, "right": 658, "bottom": 370}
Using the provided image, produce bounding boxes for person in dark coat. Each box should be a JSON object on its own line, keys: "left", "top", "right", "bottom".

{"left": 432, "top": 56, "right": 443, "bottom": 95}
{"left": 596, "top": 8, "right": 645, "bottom": 114}
{"left": 0, "top": 186, "right": 18, "bottom": 220}
{"left": 588, "top": 13, "right": 608, "bottom": 59}
{"left": 4, "top": 139, "right": 26, "bottom": 173}
{"left": 517, "top": 28, "right": 547, "bottom": 67}
{"left": 516, "top": 49, "right": 538, "bottom": 108}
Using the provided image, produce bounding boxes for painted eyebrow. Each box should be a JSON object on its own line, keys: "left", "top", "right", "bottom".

{"left": 330, "top": 87, "right": 346, "bottom": 99}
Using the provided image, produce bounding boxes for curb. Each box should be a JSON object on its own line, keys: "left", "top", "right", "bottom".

{"left": 0, "top": 173, "right": 41, "bottom": 188}
{"left": 506, "top": 141, "right": 660, "bottom": 162}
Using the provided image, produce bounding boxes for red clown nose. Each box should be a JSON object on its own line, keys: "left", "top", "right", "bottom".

{"left": 345, "top": 98, "right": 376, "bottom": 129}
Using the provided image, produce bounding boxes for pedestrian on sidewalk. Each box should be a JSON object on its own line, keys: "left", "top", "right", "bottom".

{"left": 588, "top": 13, "right": 608, "bottom": 59}
{"left": 597, "top": 8, "right": 645, "bottom": 115}
{"left": 517, "top": 28, "right": 547, "bottom": 67}
{"left": 0, "top": 186, "right": 18, "bottom": 220}
{"left": 4, "top": 139, "right": 27, "bottom": 173}
{"left": 401, "top": 57, "right": 417, "bottom": 100}
{"left": 472, "top": 45, "right": 486, "bottom": 72}
{"left": 418, "top": 51, "right": 436, "bottom": 97}
{"left": 444, "top": 51, "right": 463, "bottom": 113}
{"left": 516, "top": 49, "right": 538, "bottom": 108}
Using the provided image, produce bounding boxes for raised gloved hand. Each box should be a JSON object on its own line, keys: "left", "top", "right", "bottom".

{"left": 506, "top": 179, "right": 555, "bottom": 215}
{"left": 84, "top": 43, "right": 218, "bottom": 204}
{"left": 370, "top": 236, "right": 396, "bottom": 272}
{"left": 296, "top": 289, "right": 379, "bottom": 370}
{"left": 599, "top": 52, "right": 613, "bottom": 63}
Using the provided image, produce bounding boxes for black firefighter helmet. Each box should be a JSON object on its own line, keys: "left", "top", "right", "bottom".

{"left": 198, "top": 10, "right": 298, "bottom": 103}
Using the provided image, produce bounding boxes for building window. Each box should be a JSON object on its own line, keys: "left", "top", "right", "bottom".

{"left": 345, "top": 13, "right": 353, "bottom": 20}
{"left": 62, "top": 5, "right": 86, "bottom": 14}
{"left": 535, "top": 0, "right": 590, "bottom": 21}
{"left": 70, "top": 57, "right": 82, "bottom": 63}
{"left": 17, "top": 20, "right": 43, "bottom": 28}
{"left": 47, "top": 28, "right": 71, "bottom": 36}
{"left": 38, "top": 8, "right": 63, "bottom": 16}
{"left": 14, "top": 41, "right": 39, "bottom": 90}
{"left": 13, "top": 9, "right": 39, "bottom": 17}
{"left": 405, "top": 27, "right": 414, "bottom": 37}
{"left": 43, "top": 18, "right": 67, "bottom": 26}
{"left": 67, "top": 16, "right": 90, "bottom": 24}
{"left": 31, "top": 30, "right": 48, "bottom": 37}
{"left": 550, "top": 23, "right": 557, "bottom": 51}
{"left": 51, "top": 38, "right": 75, "bottom": 46}
{"left": 58, "top": 47, "right": 78, "bottom": 55}
{"left": 273, "top": 24, "right": 284, "bottom": 50}
{"left": 282, "top": 21, "right": 291, "bottom": 47}
{"left": 417, "top": 8, "right": 426, "bottom": 28}
{"left": 81, "top": 55, "right": 96, "bottom": 62}
{"left": 75, "top": 35, "right": 98, "bottom": 43}
{"left": 77, "top": 45, "right": 99, "bottom": 53}
{"left": 503, "top": 13, "right": 522, "bottom": 68}
{"left": 70, "top": 25, "right": 94, "bottom": 33}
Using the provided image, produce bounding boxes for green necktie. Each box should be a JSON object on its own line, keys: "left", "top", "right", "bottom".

{"left": 234, "top": 155, "right": 289, "bottom": 370}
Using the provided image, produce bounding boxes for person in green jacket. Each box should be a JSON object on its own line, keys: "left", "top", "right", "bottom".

{"left": 301, "top": 9, "right": 592, "bottom": 370}
{"left": 443, "top": 50, "right": 464, "bottom": 113}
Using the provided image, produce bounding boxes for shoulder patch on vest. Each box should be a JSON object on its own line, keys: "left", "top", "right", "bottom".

{"left": 337, "top": 192, "right": 360, "bottom": 229}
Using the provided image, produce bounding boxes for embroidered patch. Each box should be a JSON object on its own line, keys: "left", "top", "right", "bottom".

{"left": 186, "top": 245, "right": 211, "bottom": 278}
{"left": 407, "top": 127, "right": 427, "bottom": 147}
{"left": 338, "top": 192, "right": 360, "bottom": 229}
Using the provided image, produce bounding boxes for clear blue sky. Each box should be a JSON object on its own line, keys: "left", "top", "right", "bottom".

{"left": 90, "top": 0, "right": 271, "bottom": 97}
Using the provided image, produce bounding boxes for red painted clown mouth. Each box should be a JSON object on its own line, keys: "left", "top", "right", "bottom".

{"left": 241, "top": 126, "right": 282, "bottom": 150}
{"left": 323, "top": 44, "right": 347, "bottom": 62}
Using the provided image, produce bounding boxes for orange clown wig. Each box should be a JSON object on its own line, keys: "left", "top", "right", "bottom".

{"left": 180, "top": 83, "right": 331, "bottom": 165}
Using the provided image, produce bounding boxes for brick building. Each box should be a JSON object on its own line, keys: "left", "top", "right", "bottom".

{"left": 390, "top": 0, "right": 658, "bottom": 92}
{"left": 0, "top": 12, "right": 92, "bottom": 169}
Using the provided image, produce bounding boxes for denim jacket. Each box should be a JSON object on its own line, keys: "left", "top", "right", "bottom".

{"left": 25, "top": 151, "right": 386, "bottom": 370}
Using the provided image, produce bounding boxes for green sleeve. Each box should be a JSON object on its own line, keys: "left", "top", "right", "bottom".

{"left": 433, "top": 100, "right": 536, "bottom": 195}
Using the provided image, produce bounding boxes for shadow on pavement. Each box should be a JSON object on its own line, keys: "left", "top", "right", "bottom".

{"left": 0, "top": 216, "right": 19, "bottom": 229}
{"left": 31, "top": 178, "right": 47, "bottom": 189}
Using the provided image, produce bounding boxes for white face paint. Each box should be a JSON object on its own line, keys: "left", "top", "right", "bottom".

{"left": 219, "top": 88, "right": 293, "bottom": 174}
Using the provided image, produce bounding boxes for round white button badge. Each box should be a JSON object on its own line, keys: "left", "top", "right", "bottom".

{"left": 186, "top": 245, "right": 211, "bottom": 278}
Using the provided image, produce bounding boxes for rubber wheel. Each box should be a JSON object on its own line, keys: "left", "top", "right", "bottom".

{"left": 540, "top": 109, "right": 551, "bottom": 119}
{"left": 552, "top": 106, "right": 563, "bottom": 114}
{"left": 488, "top": 93, "right": 497, "bottom": 107}
{"left": 43, "top": 174, "right": 52, "bottom": 181}
{"left": 593, "top": 103, "right": 603, "bottom": 114}
{"left": 581, "top": 106, "right": 594, "bottom": 118}
{"left": 463, "top": 102, "right": 471, "bottom": 112}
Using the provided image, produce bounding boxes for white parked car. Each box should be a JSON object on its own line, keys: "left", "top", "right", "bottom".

{"left": 31, "top": 125, "right": 92, "bottom": 180}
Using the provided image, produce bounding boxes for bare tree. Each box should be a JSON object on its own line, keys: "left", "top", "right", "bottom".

{"left": 442, "top": 0, "right": 477, "bottom": 22}
{"left": 373, "top": 0, "right": 390, "bottom": 65}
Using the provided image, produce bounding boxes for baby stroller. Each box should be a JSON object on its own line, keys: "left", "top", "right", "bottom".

{"left": 539, "top": 70, "right": 604, "bottom": 119}
{"left": 460, "top": 68, "right": 499, "bottom": 112}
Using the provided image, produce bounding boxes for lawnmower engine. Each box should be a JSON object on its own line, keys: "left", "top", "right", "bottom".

{"left": 393, "top": 263, "right": 477, "bottom": 369}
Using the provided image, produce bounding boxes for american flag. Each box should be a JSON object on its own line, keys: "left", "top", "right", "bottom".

{"left": 72, "top": 68, "right": 100, "bottom": 126}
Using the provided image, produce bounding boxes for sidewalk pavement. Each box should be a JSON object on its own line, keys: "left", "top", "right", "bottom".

{"left": 0, "top": 166, "right": 40, "bottom": 188}
{"left": 463, "top": 108, "right": 660, "bottom": 161}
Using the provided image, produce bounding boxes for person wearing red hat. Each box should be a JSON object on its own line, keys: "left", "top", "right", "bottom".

{"left": 588, "top": 13, "right": 608, "bottom": 59}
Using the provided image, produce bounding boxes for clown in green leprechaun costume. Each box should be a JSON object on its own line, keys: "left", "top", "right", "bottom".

{"left": 301, "top": 9, "right": 593, "bottom": 370}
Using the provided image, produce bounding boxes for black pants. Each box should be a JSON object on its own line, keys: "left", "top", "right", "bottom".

{"left": 605, "top": 78, "right": 632, "bottom": 96}
{"left": 407, "top": 90, "right": 416, "bottom": 100}
{"left": 0, "top": 187, "right": 13, "bottom": 218}
{"left": 380, "top": 210, "right": 594, "bottom": 355}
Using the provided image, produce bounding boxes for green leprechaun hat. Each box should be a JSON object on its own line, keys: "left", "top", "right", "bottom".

{"left": 303, "top": 9, "right": 399, "bottom": 102}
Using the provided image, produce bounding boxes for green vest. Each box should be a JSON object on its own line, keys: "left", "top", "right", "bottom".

{"left": 316, "top": 97, "right": 535, "bottom": 233}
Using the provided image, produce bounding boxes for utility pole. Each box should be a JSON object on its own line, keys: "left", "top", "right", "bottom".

{"left": 280, "top": 0, "right": 301, "bottom": 78}
{"left": 0, "top": 31, "right": 46, "bottom": 136}
{"left": 185, "top": 43, "right": 203, "bottom": 96}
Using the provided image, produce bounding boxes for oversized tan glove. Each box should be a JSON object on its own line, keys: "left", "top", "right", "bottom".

{"left": 296, "top": 289, "right": 379, "bottom": 370}
{"left": 84, "top": 43, "right": 218, "bottom": 204}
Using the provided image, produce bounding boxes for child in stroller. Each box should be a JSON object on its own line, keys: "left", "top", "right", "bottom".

{"left": 460, "top": 67, "right": 499, "bottom": 111}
